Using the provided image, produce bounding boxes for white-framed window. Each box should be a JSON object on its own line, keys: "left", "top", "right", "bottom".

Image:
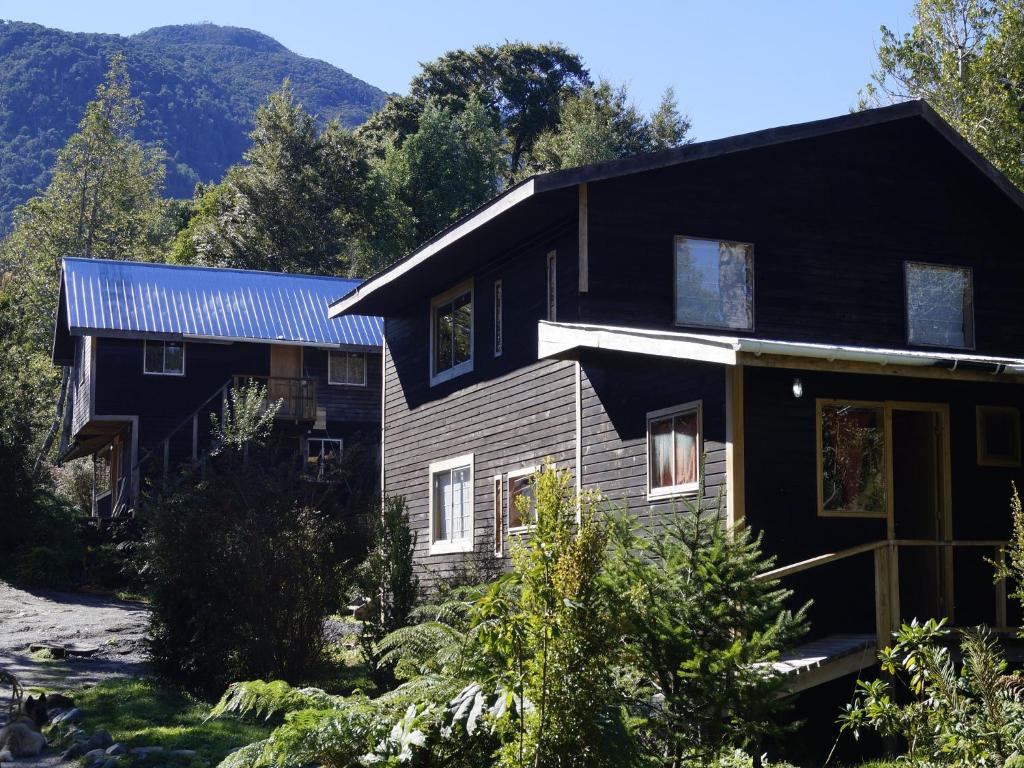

{"left": 507, "top": 465, "right": 540, "bottom": 531}
{"left": 77, "top": 336, "right": 87, "bottom": 384}
{"left": 494, "top": 280, "right": 503, "bottom": 357}
{"left": 905, "top": 262, "right": 974, "bottom": 349}
{"left": 493, "top": 474, "right": 503, "bottom": 555}
{"left": 430, "top": 280, "right": 474, "bottom": 385}
{"left": 144, "top": 340, "right": 185, "bottom": 376}
{"left": 428, "top": 454, "right": 474, "bottom": 553}
{"left": 306, "top": 438, "right": 344, "bottom": 482}
{"left": 647, "top": 402, "right": 701, "bottom": 499}
{"left": 329, "top": 350, "right": 367, "bottom": 386}
{"left": 546, "top": 251, "right": 557, "bottom": 322}
{"left": 674, "top": 237, "right": 754, "bottom": 331}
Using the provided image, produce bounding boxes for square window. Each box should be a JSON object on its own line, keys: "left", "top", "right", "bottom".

{"left": 306, "top": 438, "right": 343, "bottom": 481}
{"left": 429, "top": 455, "right": 474, "bottom": 552}
{"left": 431, "top": 281, "right": 474, "bottom": 385}
{"left": 905, "top": 262, "right": 974, "bottom": 349}
{"left": 818, "top": 401, "right": 887, "bottom": 517}
{"left": 329, "top": 351, "right": 367, "bottom": 386}
{"left": 647, "top": 404, "right": 701, "bottom": 498}
{"left": 508, "top": 467, "right": 539, "bottom": 530}
{"left": 144, "top": 340, "right": 186, "bottom": 376}
{"left": 674, "top": 237, "right": 753, "bottom": 331}
{"left": 977, "top": 406, "right": 1021, "bottom": 467}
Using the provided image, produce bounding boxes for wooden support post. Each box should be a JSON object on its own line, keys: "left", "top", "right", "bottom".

{"left": 874, "top": 545, "right": 891, "bottom": 650}
{"left": 725, "top": 365, "right": 745, "bottom": 531}
{"left": 996, "top": 546, "right": 1008, "bottom": 630}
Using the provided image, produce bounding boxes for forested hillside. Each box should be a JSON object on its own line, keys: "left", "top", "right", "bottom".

{"left": 0, "top": 20, "right": 387, "bottom": 229}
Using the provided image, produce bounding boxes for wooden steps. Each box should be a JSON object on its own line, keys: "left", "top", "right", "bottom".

{"left": 768, "top": 634, "right": 878, "bottom": 694}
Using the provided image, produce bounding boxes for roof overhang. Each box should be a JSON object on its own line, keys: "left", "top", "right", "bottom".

{"left": 538, "top": 321, "right": 1024, "bottom": 380}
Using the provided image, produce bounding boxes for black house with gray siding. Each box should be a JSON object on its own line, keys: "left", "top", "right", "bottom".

{"left": 52, "top": 258, "right": 382, "bottom": 517}
{"left": 331, "top": 101, "right": 1024, "bottom": 687}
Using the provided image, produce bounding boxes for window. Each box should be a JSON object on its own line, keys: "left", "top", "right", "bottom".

{"left": 507, "top": 466, "right": 540, "bottom": 530}
{"left": 674, "top": 237, "right": 754, "bottom": 331}
{"left": 306, "top": 438, "right": 344, "bottom": 481}
{"left": 429, "top": 454, "right": 474, "bottom": 553}
{"left": 77, "top": 337, "right": 87, "bottom": 384}
{"left": 977, "top": 406, "right": 1021, "bottom": 467}
{"left": 494, "top": 280, "right": 503, "bottom": 357}
{"left": 94, "top": 444, "right": 112, "bottom": 499}
{"left": 329, "top": 351, "right": 367, "bottom": 386}
{"left": 144, "top": 340, "right": 185, "bottom": 376}
{"left": 905, "top": 262, "right": 974, "bottom": 349}
{"left": 817, "top": 400, "right": 887, "bottom": 517}
{"left": 547, "top": 251, "right": 557, "bottom": 322}
{"left": 493, "top": 475, "right": 503, "bottom": 555}
{"left": 647, "top": 403, "right": 701, "bottom": 498}
{"left": 430, "top": 281, "right": 473, "bottom": 385}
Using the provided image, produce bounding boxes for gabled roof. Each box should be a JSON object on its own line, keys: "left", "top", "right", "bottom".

{"left": 328, "top": 99, "right": 1024, "bottom": 318}
{"left": 57, "top": 257, "right": 382, "bottom": 350}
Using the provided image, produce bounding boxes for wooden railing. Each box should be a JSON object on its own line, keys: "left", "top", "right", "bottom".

{"left": 232, "top": 375, "right": 317, "bottom": 421}
{"left": 758, "top": 539, "right": 1011, "bottom": 649}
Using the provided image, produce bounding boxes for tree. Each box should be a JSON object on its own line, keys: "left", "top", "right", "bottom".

{"left": 0, "top": 54, "right": 168, "bottom": 472}
{"left": 172, "top": 82, "right": 375, "bottom": 276}
{"left": 861, "top": 0, "right": 1024, "bottom": 188}
{"left": 527, "top": 81, "right": 691, "bottom": 174}
{"left": 380, "top": 96, "right": 503, "bottom": 245}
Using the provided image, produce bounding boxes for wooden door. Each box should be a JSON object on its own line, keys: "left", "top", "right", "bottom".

{"left": 270, "top": 346, "right": 303, "bottom": 417}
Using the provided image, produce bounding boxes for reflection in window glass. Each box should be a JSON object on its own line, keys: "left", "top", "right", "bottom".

{"left": 433, "top": 289, "right": 473, "bottom": 377}
{"left": 649, "top": 409, "right": 699, "bottom": 494}
{"left": 509, "top": 472, "right": 537, "bottom": 529}
{"left": 164, "top": 342, "right": 185, "bottom": 374}
{"left": 906, "top": 263, "right": 973, "bottom": 348}
{"left": 329, "top": 351, "right": 366, "bottom": 385}
{"left": 977, "top": 406, "right": 1021, "bottom": 467}
{"left": 433, "top": 464, "right": 471, "bottom": 543}
{"left": 820, "top": 403, "right": 886, "bottom": 515}
{"left": 675, "top": 237, "right": 753, "bottom": 330}
{"left": 144, "top": 340, "right": 185, "bottom": 375}
{"left": 306, "top": 438, "right": 343, "bottom": 481}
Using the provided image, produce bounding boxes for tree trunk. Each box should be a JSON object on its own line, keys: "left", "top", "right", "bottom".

{"left": 33, "top": 366, "right": 70, "bottom": 478}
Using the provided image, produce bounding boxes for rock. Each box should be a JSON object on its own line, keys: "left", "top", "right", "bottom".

{"left": 130, "top": 746, "right": 166, "bottom": 757}
{"left": 68, "top": 728, "right": 88, "bottom": 742}
{"left": 62, "top": 744, "right": 84, "bottom": 761}
{"left": 102, "top": 758, "right": 121, "bottom": 768}
{"left": 84, "top": 748, "right": 108, "bottom": 761}
{"left": 88, "top": 729, "right": 114, "bottom": 750}
{"left": 48, "top": 693, "right": 76, "bottom": 710}
{"left": 54, "top": 707, "right": 84, "bottom": 725}
{"left": 170, "top": 749, "right": 197, "bottom": 758}
{"left": 106, "top": 743, "right": 127, "bottom": 756}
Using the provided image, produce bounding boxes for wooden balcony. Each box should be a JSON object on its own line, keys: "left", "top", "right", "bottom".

{"left": 233, "top": 375, "right": 317, "bottom": 421}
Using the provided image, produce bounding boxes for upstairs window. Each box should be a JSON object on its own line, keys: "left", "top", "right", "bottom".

{"left": 905, "top": 262, "right": 974, "bottom": 349}
{"left": 306, "top": 438, "right": 343, "bottom": 482}
{"left": 431, "top": 280, "right": 473, "bottom": 385}
{"left": 429, "top": 454, "right": 474, "bottom": 553}
{"left": 144, "top": 340, "right": 185, "bottom": 376}
{"left": 508, "top": 466, "right": 540, "bottom": 531}
{"left": 547, "top": 251, "right": 557, "bottom": 321}
{"left": 674, "top": 237, "right": 753, "bottom": 331}
{"left": 329, "top": 351, "right": 367, "bottom": 386}
{"left": 647, "top": 403, "right": 701, "bottom": 498}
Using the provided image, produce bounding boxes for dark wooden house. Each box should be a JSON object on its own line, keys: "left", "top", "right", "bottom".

{"left": 330, "top": 101, "right": 1024, "bottom": 689}
{"left": 52, "top": 257, "right": 382, "bottom": 517}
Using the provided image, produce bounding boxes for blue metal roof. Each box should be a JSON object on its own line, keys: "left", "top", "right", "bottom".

{"left": 61, "top": 257, "right": 382, "bottom": 349}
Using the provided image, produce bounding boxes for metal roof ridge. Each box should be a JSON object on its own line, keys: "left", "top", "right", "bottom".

{"left": 62, "top": 256, "right": 364, "bottom": 285}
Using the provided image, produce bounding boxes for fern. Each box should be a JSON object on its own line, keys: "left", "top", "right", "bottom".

{"left": 209, "top": 680, "right": 346, "bottom": 721}
{"left": 215, "top": 740, "right": 270, "bottom": 768}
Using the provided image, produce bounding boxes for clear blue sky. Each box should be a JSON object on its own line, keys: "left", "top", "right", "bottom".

{"left": 2, "top": 0, "right": 915, "bottom": 140}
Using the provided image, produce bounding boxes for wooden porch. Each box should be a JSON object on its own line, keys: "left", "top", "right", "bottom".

{"left": 758, "top": 538, "right": 1012, "bottom": 693}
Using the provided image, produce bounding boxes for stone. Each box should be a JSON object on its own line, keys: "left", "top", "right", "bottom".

{"left": 69, "top": 728, "right": 89, "bottom": 742}
{"left": 102, "top": 758, "right": 121, "bottom": 768}
{"left": 106, "top": 743, "right": 127, "bottom": 756}
{"left": 54, "top": 707, "right": 84, "bottom": 725}
{"left": 83, "top": 748, "right": 108, "bottom": 761}
{"left": 170, "top": 750, "right": 197, "bottom": 758}
{"left": 88, "top": 730, "right": 114, "bottom": 750}
{"left": 61, "top": 744, "right": 84, "bottom": 761}
{"left": 130, "top": 746, "right": 166, "bottom": 757}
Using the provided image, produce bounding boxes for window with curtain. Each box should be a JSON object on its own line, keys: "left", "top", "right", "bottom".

{"left": 430, "top": 455, "right": 473, "bottom": 551}
{"left": 647, "top": 404, "right": 700, "bottom": 497}
{"left": 674, "top": 237, "right": 753, "bottom": 331}
{"left": 329, "top": 351, "right": 367, "bottom": 385}
{"left": 905, "top": 262, "right": 974, "bottom": 348}
{"left": 818, "top": 401, "right": 887, "bottom": 517}
{"left": 431, "top": 281, "right": 473, "bottom": 384}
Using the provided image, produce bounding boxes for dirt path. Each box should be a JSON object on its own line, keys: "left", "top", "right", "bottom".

{"left": 0, "top": 581, "right": 150, "bottom": 691}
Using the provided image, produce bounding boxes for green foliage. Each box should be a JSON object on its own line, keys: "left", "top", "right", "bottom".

{"left": 210, "top": 680, "right": 346, "bottom": 721}
{"left": 209, "top": 381, "right": 282, "bottom": 454}
{"left": 0, "top": 20, "right": 387, "bottom": 229}
{"left": 141, "top": 441, "right": 356, "bottom": 694}
{"left": 171, "top": 82, "right": 377, "bottom": 276}
{"left": 862, "top": 0, "right": 1024, "bottom": 189}
{"left": 840, "top": 618, "right": 1024, "bottom": 766}
{"left": 528, "top": 80, "right": 691, "bottom": 174}
{"left": 357, "top": 496, "right": 420, "bottom": 688}
{"left": 605, "top": 480, "right": 806, "bottom": 765}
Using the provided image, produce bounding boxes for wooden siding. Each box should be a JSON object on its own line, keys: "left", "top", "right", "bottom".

{"left": 579, "top": 351, "right": 727, "bottom": 522}
{"left": 579, "top": 119, "right": 1024, "bottom": 358}
{"left": 70, "top": 335, "right": 92, "bottom": 437}
{"left": 303, "top": 348, "right": 382, "bottom": 425}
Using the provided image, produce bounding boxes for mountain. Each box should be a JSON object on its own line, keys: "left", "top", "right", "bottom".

{"left": 0, "top": 20, "right": 389, "bottom": 230}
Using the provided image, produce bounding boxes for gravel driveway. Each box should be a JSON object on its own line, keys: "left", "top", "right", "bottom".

{"left": 0, "top": 581, "right": 150, "bottom": 691}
